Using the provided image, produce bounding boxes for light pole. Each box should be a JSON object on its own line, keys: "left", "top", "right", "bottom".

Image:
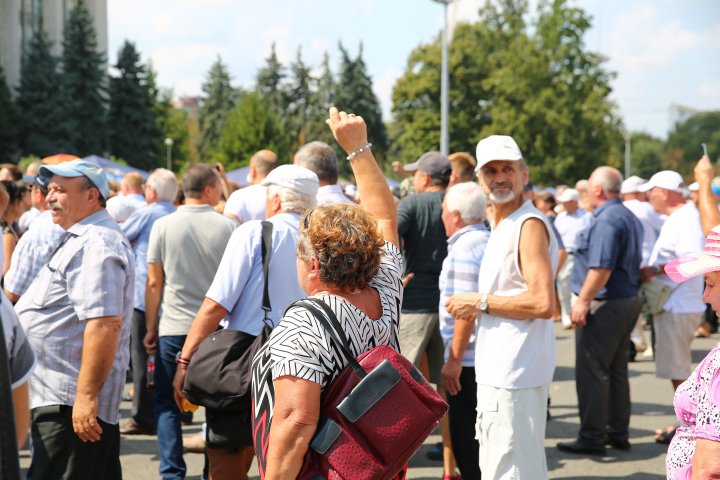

{"left": 432, "top": 0, "right": 453, "bottom": 156}
{"left": 164, "top": 137, "right": 174, "bottom": 172}
{"left": 624, "top": 131, "right": 631, "bottom": 179}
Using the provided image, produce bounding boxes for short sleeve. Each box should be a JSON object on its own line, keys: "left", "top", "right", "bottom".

{"left": 67, "top": 243, "right": 129, "bottom": 320}
{"left": 587, "top": 220, "right": 621, "bottom": 270}
{"left": 269, "top": 306, "right": 335, "bottom": 387}
{"left": 1, "top": 293, "right": 35, "bottom": 389}
{"left": 397, "top": 196, "right": 413, "bottom": 236}
{"left": 205, "top": 223, "right": 258, "bottom": 312}
{"left": 146, "top": 221, "right": 163, "bottom": 264}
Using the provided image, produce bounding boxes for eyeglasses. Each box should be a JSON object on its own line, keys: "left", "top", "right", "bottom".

{"left": 303, "top": 208, "right": 315, "bottom": 230}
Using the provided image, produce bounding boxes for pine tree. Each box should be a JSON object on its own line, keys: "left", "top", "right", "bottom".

{"left": 61, "top": 0, "right": 107, "bottom": 156}
{"left": 0, "top": 67, "right": 20, "bottom": 163}
{"left": 16, "top": 30, "right": 69, "bottom": 157}
{"left": 335, "top": 42, "right": 388, "bottom": 173}
{"left": 304, "top": 52, "right": 337, "bottom": 148}
{"left": 197, "top": 56, "right": 235, "bottom": 162}
{"left": 286, "top": 47, "right": 314, "bottom": 152}
{"left": 108, "top": 40, "right": 163, "bottom": 170}
{"left": 255, "top": 43, "right": 287, "bottom": 115}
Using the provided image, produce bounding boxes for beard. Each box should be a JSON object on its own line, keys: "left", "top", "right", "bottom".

{"left": 488, "top": 185, "right": 517, "bottom": 204}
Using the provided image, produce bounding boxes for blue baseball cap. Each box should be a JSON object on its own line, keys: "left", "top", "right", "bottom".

{"left": 39, "top": 159, "right": 110, "bottom": 199}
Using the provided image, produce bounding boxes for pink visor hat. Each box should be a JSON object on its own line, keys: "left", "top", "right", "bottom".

{"left": 666, "top": 226, "right": 720, "bottom": 282}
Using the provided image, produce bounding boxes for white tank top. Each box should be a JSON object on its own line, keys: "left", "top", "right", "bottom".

{"left": 475, "top": 200, "right": 559, "bottom": 389}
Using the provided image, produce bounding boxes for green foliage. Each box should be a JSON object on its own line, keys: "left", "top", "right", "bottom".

{"left": 255, "top": 43, "right": 288, "bottom": 115}
{"left": 335, "top": 43, "right": 387, "bottom": 175}
{"left": 19, "top": 155, "right": 41, "bottom": 171}
{"left": 16, "top": 30, "right": 70, "bottom": 157}
{"left": 285, "top": 47, "right": 314, "bottom": 152}
{"left": 215, "top": 93, "right": 289, "bottom": 169}
{"left": 197, "top": 56, "right": 235, "bottom": 163}
{"left": 390, "top": 0, "right": 621, "bottom": 185}
{"left": 0, "top": 66, "right": 20, "bottom": 162}
{"left": 666, "top": 111, "right": 720, "bottom": 176}
{"left": 61, "top": 0, "right": 107, "bottom": 156}
{"left": 628, "top": 132, "right": 664, "bottom": 178}
{"left": 108, "top": 40, "right": 164, "bottom": 171}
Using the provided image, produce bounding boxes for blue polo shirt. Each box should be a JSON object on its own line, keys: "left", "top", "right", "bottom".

{"left": 571, "top": 198, "right": 643, "bottom": 300}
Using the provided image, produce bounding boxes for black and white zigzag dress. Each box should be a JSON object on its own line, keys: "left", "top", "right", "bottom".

{"left": 251, "top": 242, "right": 403, "bottom": 477}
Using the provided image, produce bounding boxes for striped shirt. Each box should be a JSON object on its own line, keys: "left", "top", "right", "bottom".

{"left": 5, "top": 210, "right": 65, "bottom": 298}
{"left": 16, "top": 209, "right": 134, "bottom": 424}
{"left": 439, "top": 224, "right": 490, "bottom": 366}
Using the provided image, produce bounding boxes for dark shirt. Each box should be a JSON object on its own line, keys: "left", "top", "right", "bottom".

{"left": 571, "top": 198, "right": 643, "bottom": 300}
{"left": 397, "top": 191, "right": 447, "bottom": 312}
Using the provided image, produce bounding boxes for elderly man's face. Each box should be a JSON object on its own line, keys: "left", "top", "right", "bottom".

{"left": 46, "top": 175, "right": 97, "bottom": 230}
{"left": 479, "top": 160, "right": 527, "bottom": 204}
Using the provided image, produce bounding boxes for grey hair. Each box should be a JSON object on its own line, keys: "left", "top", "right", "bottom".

{"left": 267, "top": 184, "right": 317, "bottom": 214}
{"left": 294, "top": 141, "right": 339, "bottom": 184}
{"left": 592, "top": 166, "right": 623, "bottom": 194}
{"left": 146, "top": 168, "right": 179, "bottom": 202}
{"left": 445, "top": 182, "right": 486, "bottom": 224}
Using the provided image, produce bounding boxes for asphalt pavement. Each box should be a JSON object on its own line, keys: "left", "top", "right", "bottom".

{"left": 20, "top": 322, "right": 715, "bottom": 479}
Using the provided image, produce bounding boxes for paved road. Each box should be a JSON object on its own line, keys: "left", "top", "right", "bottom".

{"left": 20, "top": 322, "right": 715, "bottom": 479}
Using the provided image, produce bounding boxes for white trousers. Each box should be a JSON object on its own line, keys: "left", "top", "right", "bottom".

{"left": 476, "top": 384, "right": 549, "bottom": 480}
{"left": 556, "top": 255, "right": 574, "bottom": 328}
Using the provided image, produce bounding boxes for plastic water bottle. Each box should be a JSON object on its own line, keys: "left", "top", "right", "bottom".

{"left": 146, "top": 354, "right": 155, "bottom": 391}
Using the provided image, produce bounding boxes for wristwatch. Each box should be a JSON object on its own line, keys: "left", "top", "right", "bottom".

{"left": 479, "top": 294, "right": 489, "bottom": 314}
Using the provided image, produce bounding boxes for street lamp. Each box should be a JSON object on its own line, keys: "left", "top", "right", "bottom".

{"left": 164, "top": 137, "right": 174, "bottom": 172}
{"left": 432, "top": 0, "right": 453, "bottom": 156}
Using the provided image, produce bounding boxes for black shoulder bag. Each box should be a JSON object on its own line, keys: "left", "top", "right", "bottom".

{"left": 183, "top": 221, "right": 274, "bottom": 448}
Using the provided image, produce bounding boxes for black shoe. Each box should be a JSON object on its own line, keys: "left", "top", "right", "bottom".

{"left": 606, "top": 438, "right": 631, "bottom": 450}
{"left": 426, "top": 442, "right": 443, "bottom": 461}
{"left": 556, "top": 440, "right": 606, "bottom": 455}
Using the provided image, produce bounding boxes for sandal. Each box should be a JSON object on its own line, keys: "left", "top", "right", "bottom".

{"left": 655, "top": 425, "right": 677, "bottom": 445}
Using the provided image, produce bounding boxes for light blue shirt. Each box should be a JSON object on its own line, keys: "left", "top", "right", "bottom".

{"left": 205, "top": 213, "right": 307, "bottom": 335}
{"left": 438, "top": 223, "right": 490, "bottom": 367}
{"left": 121, "top": 201, "right": 176, "bottom": 311}
{"left": 553, "top": 208, "right": 591, "bottom": 253}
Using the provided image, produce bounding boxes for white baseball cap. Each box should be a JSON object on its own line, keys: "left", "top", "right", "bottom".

{"left": 620, "top": 175, "right": 647, "bottom": 195}
{"left": 261, "top": 164, "right": 319, "bottom": 197}
{"left": 556, "top": 188, "right": 579, "bottom": 203}
{"left": 667, "top": 225, "right": 720, "bottom": 282}
{"left": 475, "top": 135, "right": 523, "bottom": 172}
{"left": 638, "top": 171, "right": 686, "bottom": 194}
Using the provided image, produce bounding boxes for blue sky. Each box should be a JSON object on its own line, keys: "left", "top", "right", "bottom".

{"left": 108, "top": 0, "right": 720, "bottom": 141}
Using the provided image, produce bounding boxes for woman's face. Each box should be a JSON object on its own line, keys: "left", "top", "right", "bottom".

{"left": 296, "top": 255, "right": 312, "bottom": 295}
{"left": 703, "top": 271, "right": 720, "bottom": 314}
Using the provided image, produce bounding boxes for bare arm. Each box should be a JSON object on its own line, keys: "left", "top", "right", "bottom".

{"left": 326, "top": 107, "right": 398, "bottom": 248}
{"left": 695, "top": 155, "right": 720, "bottom": 236}
{"left": 570, "top": 268, "right": 612, "bottom": 328}
{"left": 4, "top": 289, "right": 19, "bottom": 304}
{"left": 265, "top": 376, "right": 321, "bottom": 479}
{"left": 441, "top": 317, "right": 475, "bottom": 396}
{"left": 173, "top": 297, "right": 229, "bottom": 408}
{"left": 73, "top": 315, "right": 122, "bottom": 442}
{"left": 692, "top": 438, "right": 720, "bottom": 479}
{"left": 12, "top": 381, "right": 29, "bottom": 446}
{"left": 144, "top": 263, "right": 164, "bottom": 354}
{"left": 446, "top": 218, "right": 555, "bottom": 321}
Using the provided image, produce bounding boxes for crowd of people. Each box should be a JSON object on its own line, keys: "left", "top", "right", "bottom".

{"left": 1, "top": 107, "right": 719, "bottom": 480}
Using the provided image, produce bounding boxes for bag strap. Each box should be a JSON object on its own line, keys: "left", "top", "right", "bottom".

{"left": 295, "top": 299, "right": 367, "bottom": 379}
{"left": 261, "top": 221, "right": 273, "bottom": 327}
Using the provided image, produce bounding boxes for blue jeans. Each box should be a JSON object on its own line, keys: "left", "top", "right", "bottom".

{"left": 155, "top": 335, "right": 187, "bottom": 479}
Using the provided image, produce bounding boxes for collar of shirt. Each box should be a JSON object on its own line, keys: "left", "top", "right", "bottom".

{"left": 447, "top": 223, "right": 489, "bottom": 247}
{"left": 592, "top": 197, "right": 622, "bottom": 217}
{"left": 176, "top": 204, "right": 216, "bottom": 214}
{"left": 66, "top": 209, "right": 115, "bottom": 236}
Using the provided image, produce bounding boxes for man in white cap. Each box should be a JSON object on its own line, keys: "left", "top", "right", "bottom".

{"left": 173, "top": 164, "right": 318, "bottom": 480}
{"left": 554, "top": 188, "right": 591, "bottom": 329}
{"left": 143, "top": 163, "right": 237, "bottom": 479}
{"left": 16, "top": 159, "right": 135, "bottom": 479}
{"left": 639, "top": 170, "right": 705, "bottom": 444}
{"left": 446, "top": 135, "right": 558, "bottom": 478}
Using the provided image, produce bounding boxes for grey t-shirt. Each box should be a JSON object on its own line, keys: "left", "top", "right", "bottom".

{"left": 2, "top": 291, "right": 35, "bottom": 389}
{"left": 147, "top": 204, "right": 236, "bottom": 336}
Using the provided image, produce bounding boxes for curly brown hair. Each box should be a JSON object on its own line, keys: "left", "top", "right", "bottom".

{"left": 298, "top": 204, "right": 385, "bottom": 291}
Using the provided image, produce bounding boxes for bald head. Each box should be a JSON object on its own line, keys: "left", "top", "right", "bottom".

{"left": 249, "top": 150, "right": 278, "bottom": 183}
{"left": 588, "top": 166, "right": 622, "bottom": 207}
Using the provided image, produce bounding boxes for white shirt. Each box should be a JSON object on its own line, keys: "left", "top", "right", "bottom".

{"left": 475, "top": 200, "right": 559, "bottom": 389}
{"left": 553, "top": 208, "right": 590, "bottom": 253}
{"left": 649, "top": 202, "right": 705, "bottom": 314}
{"left": 624, "top": 199, "right": 666, "bottom": 268}
{"left": 224, "top": 184, "right": 267, "bottom": 223}
{"left": 317, "top": 184, "right": 353, "bottom": 206}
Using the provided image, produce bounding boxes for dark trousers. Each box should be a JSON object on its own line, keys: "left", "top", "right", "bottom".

{"left": 131, "top": 308, "right": 155, "bottom": 429}
{"left": 575, "top": 296, "right": 641, "bottom": 445}
{"left": 446, "top": 367, "right": 481, "bottom": 480}
{"left": 27, "top": 405, "right": 121, "bottom": 480}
